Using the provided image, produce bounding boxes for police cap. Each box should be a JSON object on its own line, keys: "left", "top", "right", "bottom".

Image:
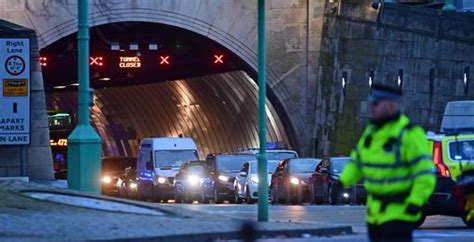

{"left": 369, "top": 83, "right": 402, "bottom": 103}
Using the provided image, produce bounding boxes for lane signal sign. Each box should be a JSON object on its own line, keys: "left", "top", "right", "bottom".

{"left": 90, "top": 56, "right": 104, "bottom": 66}
{"left": 214, "top": 54, "right": 224, "bottom": 64}
{"left": 160, "top": 55, "right": 170, "bottom": 65}
{"left": 39, "top": 57, "right": 48, "bottom": 67}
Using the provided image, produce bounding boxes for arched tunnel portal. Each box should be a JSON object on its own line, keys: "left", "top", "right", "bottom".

{"left": 42, "top": 22, "right": 298, "bottom": 158}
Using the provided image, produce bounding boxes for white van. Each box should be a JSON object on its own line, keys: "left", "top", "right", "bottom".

{"left": 441, "top": 101, "right": 474, "bottom": 133}
{"left": 136, "top": 137, "right": 199, "bottom": 202}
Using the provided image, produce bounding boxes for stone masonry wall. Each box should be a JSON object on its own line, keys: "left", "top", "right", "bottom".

{"left": 317, "top": 0, "right": 474, "bottom": 156}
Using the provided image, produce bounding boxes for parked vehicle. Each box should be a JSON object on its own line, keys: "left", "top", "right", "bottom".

{"left": 136, "top": 137, "right": 199, "bottom": 203}
{"left": 270, "top": 158, "right": 320, "bottom": 205}
{"left": 101, "top": 156, "right": 136, "bottom": 195}
{"left": 48, "top": 111, "right": 74, "bottom": 179}
{"left": 421, "top": 133, "right": 474, "bottom": 228}
{"left": 203, "top": 153, "right": 255, "bottom": 203}
{"left": 234, "top": 160, "right": 280, "bottom": 204}
{"left": 117, "top": 166, "right": 138, "bottom": 199}
{"left": 308, "top": 157, "right": 366, "bottom": 205}
{"left": 419, "top": 100, "right": 474, "bottom": 228}
{"left": 174, "top": 160, "right": 210, "bottom": 204}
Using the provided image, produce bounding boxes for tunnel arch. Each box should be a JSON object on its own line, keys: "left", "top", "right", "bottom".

{"left": 42, "top": 20, "right": 299, "bottom": 158}
{"left": 35, "top": 7, "right": 303, "bottom": 153}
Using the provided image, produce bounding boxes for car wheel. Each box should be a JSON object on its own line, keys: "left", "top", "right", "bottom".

{"left": 214, "top": 189, "right": 223, "bottom": 204}
{"left": 184, "top": 191, "right": 193, "bottom": 204}
{"left": 246, "top": 186, "right": 255, "bottom": 204}
{"left": 200, "top": 190, "right": 210, "bottom": 204}
{"left": 414, "top": 214, "right": 426, "bottom": 228}
{"left": 328, "top": 185, "right": 340, "bottom": 205}
{"left": 309, "top": 184, "right": 316, "bottom": 205}
{"left": 174, "top": 191, "right": 183, "bottom": 204}
{"left": 234, "top": 187, "right": 243, "bottom": 204}
{"left": 152, "top": 188, "right": 162, "bottom": 203}
{"left": 291, "top": 187, "right": 303, "bottom": 205}
{"left": 270, "top": 186, "right": 277, "bottom": 205}
{"left": 285, "top": 185, "right": 292, "bottom": 205}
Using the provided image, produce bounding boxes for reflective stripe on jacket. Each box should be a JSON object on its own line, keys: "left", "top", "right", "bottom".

{"left": 340, "top": 114, "right": 436, "bottom": 225}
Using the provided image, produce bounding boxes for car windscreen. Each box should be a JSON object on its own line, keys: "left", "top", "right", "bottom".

{"left": 216, "top": 155, "right": 255, "bottom": 172}
{"left": 289, "top": 159, "right": 318, "bottom": 173}
{"left": 155, "top": 150, "right": 199, "bottom": 168}
{"left": 448, "top": 140, "right": 474, "bottom": 161}
{"left": 266, "top": 152, "right": 297, "bottom": 160}
{"left": 331, "top": 158, "right": 349, "bottom": 174}
{"left": 251, "top": 161, "right": 279, "bottom": 174}
{"left": 187, "top": 165, "right": 206, "bottom": 174}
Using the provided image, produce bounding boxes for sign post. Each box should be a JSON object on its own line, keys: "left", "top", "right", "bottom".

{"left": 0, "top": 38, "right": 31, "bottom": 176}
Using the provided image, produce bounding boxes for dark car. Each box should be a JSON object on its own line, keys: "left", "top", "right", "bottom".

{"left": 101, "top": 156, "right": 136, "bottom": 195}
{"left": 308, "top": 157, "right": 366, "bottom": 205}
{"left": 117, "top": 166, "right": 139, "bottom": 199}
{"left": 270, "top": 158, "right": 320, "bottom": 205}
{"left": 174, "top": 160, "right": 210, "bottom": 204}
{"left": 203, "top": 153, "right": 256, "bottom": 203}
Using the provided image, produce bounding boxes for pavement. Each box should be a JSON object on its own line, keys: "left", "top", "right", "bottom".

{"left": 0, "top": 180, "right": 352, "bottom": 241}
{"left": 172, "top": 204, "right": 474, "bottom": 241}
{"left": 2, "top": 179, "right": 473, "bottom": 241}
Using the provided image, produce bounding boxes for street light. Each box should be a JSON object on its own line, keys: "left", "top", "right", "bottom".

{"left": 257, "top": 0, "right": 269, "bottom": 222}
{"left": 67, "top": 0, "right": 102, "bottom": 194}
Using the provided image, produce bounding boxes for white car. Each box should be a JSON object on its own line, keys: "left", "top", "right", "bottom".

{"left": 234, "top": 160, "right": 280, "bottom": 204}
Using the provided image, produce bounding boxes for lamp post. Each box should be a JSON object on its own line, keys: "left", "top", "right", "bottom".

{"left": 257, "top": 0, "right": 269, "bottom": 222}
{"left": 67, "top": 0, "right": 102, "bottom": 193}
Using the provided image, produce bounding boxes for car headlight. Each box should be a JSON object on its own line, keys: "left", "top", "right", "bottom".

{"left": 290, "top": 177, "right": 300, "bottom": 185}
{"left": 102, "top": 176, "right": 112, "bottom": 184}
{"left": 343, "top": 192, "right": 349, "bottom": 198}
{"left": 188, "top": 175, "right": 201, "bottom": 186}
{"left": 157, "top": 177, "right": 167, "bottom": 184}
{"left": 129, "top": 182, "right": 137, "bottom": 189}
{"left": 218, "top": 175, "right": 230, "bottom": 182}
{"left": 251, "top": 177, "right": 259, "bottom": 184}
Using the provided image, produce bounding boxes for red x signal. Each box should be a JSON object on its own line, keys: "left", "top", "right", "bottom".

{"left": 160, "top": 55, "right": 170, "bottom": 65}
{"left": 90, "top": 56, "right": 104, "bottom": 66}
{"left": 214, "top": 54, "right": 224, "bottom": 64}
{"left": 39, "top": 57, "right": 48, "bottom": 67}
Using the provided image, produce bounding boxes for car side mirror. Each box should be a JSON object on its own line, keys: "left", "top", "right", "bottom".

{"left": 239, "top": 171, "right": 247, "bottom": 177}
{"left": 146, "top": 161, "right": 154, "bottom": 171}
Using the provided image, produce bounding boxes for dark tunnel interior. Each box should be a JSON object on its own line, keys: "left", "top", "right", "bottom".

{"left": 42, "top": 22, "right": 295, "bottom": 158}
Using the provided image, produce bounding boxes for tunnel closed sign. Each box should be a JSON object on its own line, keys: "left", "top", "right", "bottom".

{"left": 0, "top": 38, "right": 30, "bottom": 145}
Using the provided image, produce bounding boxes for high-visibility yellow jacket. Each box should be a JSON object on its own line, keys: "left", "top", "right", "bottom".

{"left": 340, "top": 114, "right": 436, "bottom": 225}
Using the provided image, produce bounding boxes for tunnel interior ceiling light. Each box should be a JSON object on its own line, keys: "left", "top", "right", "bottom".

{"left": 99, "top": 77, "right": 111, "bottom": 81}
{"left": 111, "top": 43, "right": 120, "bottom": 51}
{"left": 54, "top": 85, "right": 67, "bottom": 89}
{"left": 129, "top": 43, "right": 139, "bottom": 51}
{"left": 149, "top": 43, "right": 158, "bottom": 50}
{"left": 70, "top": 83, "right": 79, "bottom": 86}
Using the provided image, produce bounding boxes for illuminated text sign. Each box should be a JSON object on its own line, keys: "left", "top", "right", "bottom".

{"left": 119, "top": 56, "right": 141, "bottom": 68}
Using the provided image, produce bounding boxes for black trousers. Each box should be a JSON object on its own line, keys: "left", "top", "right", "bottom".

{"left": 368, "top": 220, "right": 414, "bottom": 242}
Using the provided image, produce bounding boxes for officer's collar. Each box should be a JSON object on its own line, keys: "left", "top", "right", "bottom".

{"left": 370, "top": 112, "right": 401, "bottom": 128}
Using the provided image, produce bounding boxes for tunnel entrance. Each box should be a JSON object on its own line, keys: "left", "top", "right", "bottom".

{"left": 41, "top": 22, "right": 294, "bottom": 160}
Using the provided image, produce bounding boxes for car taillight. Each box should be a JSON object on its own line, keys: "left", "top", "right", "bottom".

{"left": 433, "top": 141, "right": 450, "bottom": 177}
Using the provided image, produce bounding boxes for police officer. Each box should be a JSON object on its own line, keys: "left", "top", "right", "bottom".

{"left": 340, "top": 84, "right": 436, "bottom": 242}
